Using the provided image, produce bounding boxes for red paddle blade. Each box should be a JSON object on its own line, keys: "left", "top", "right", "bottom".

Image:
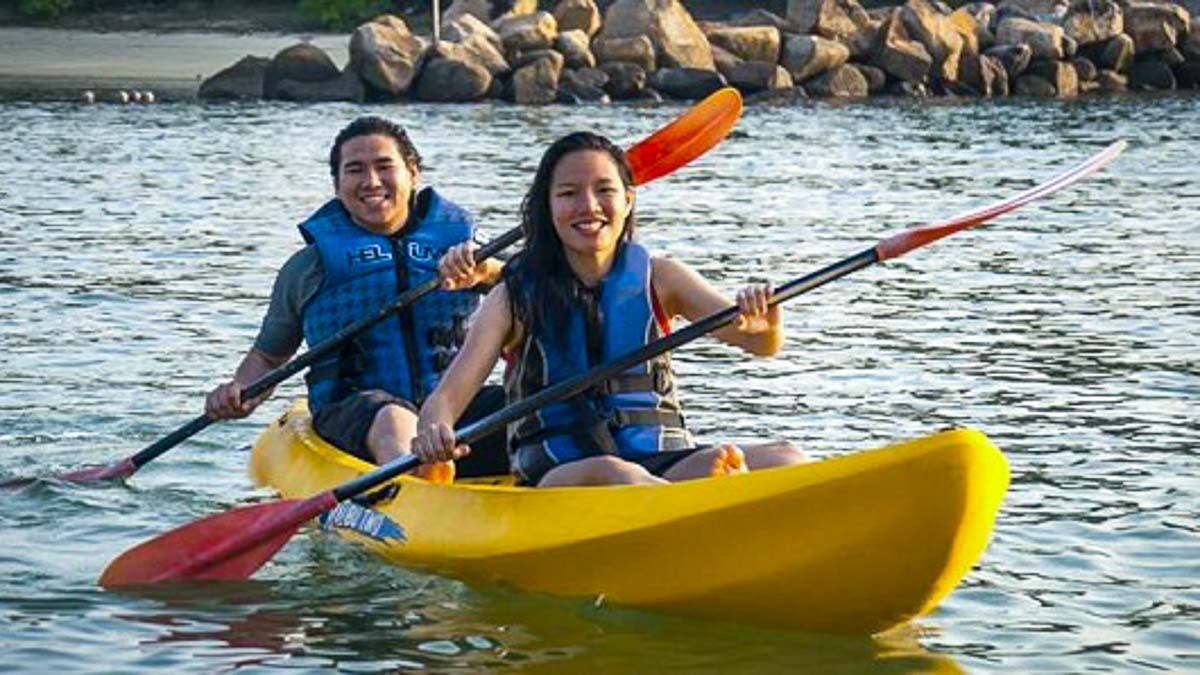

{"left": 100, "top": 492, "right": 336, "bottom": 587}
{"left": 626, "top": 87, "right": 742, "bottom": 186}
{"left": 1, "top": 458, "right": 137, "bottom": 490}
{"left": 875, "top": 140, "right": 1127, "bottom": 261}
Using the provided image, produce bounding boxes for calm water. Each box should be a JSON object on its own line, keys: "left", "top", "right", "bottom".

{"left": 0, "top": 95, "right": 1197, "bottom": 672}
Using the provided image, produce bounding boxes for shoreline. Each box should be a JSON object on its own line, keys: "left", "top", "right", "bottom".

{"left": 0, "top": 27, "right": 351, "bottom": 101}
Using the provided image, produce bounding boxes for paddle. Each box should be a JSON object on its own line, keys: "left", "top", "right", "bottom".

{"left": 3, "top": 88, "right": 743, "bottom": 490}
{"left": 99, "top": 140, "right": 1124, "bottom": 587}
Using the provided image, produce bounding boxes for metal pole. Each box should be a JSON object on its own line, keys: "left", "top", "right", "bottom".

{"left": 432, "top": 0, "right": 441, "bottom": 44}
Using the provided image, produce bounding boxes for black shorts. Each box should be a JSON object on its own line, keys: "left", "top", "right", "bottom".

{"left": 520, "top": 447, "right": 703, "bottom": 486}
{"left": 311, "top": 385, "right": 510, "bottom": 478}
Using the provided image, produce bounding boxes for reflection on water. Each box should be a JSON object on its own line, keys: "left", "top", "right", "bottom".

{"left": 0, "top": 96, "right": 1197, "bottom": 671}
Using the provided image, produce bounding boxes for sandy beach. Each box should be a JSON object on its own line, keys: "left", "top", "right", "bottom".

{"left": 0, "top": 27, "right": 349, "bottom": 100}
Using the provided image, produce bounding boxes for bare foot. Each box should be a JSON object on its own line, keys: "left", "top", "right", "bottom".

{"left": 710, "top": 444, "right": 747, "bottom": 477}
{"left": 413, "top": 460, "right": 456, "bottom": 485}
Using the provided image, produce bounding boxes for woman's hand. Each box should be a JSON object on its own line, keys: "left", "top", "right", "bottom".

{"left": 204, "top": 380, "right": 270, "bottom": 419}
{"left": 733, "top": 282, "right": 780, "bottom": 335}
{"left": 413, "top": 421, "right": 471, "bottom": 464}
{"left": 439, "top": 242, "right": 488, "bottom": 290}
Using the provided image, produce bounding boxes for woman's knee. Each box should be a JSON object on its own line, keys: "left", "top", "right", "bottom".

{"left": 744, "top": 440, "right": 806, "bottom": 469}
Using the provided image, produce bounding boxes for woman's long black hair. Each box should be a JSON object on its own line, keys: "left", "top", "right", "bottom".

{"left": 504, "top": 131, "right": 638, "bottom": 336}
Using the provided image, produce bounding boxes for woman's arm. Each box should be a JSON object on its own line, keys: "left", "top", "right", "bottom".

{"left": 652, "top": 256, "right": 783, "bottom": 357}
{"left": 414, "top": 284, "right": 514, "bottom": 462}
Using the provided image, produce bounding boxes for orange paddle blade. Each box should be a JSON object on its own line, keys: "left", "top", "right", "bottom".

{"left": 100, "top": 493, "right": 336, "bottom": 587}
{"left": 626, "top": 87, "right": 742, "bottom": 186}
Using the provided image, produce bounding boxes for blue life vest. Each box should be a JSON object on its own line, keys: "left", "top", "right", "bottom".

{"left": 299, "top": 188, "right": 480, "bottom": 411}
{"left": 506, "top": 241, "right": 691, "bottom": 483}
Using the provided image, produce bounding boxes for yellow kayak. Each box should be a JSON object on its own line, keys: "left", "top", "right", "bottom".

{"left": 250, "top": 399, "right": 1008, "bottom": 634}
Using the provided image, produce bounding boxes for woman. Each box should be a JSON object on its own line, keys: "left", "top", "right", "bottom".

{"left": 416, "top": 132, "right": 802, "bottom": 486}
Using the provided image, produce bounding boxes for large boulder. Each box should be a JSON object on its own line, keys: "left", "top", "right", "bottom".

{"left": 443, "top": 0, "right": 492, "bottom": 25}
{"left": 648, "top": 67, "right": 727, "bottom": 98}
{"left": 1080, "top": 32, "right": 1135, "bottom": 70}
{"left": 413, "top": 53, "right": 493, "bottom": 101}
{"left": 902, "top": 0, "right": 966, "bottom": 83}
{"left": 273, "top": 68, "right": 365, "bottom": 102}
{"left": 985, "top": 42, "right": 1034, "bottom": 77}
{"left": 1062, "top": 0, "right": 1123, "bottom": 46}
{"left": 496, "top": 11, "right": 558, "bottom": 53}
{"left": 729, "top": 8, "right": 791, "bottom": 31}
{"left": 599, "top": 0, "right": 715, "bottom": 70}
{"left": 349, "top": 16, "right": 426, "bottom": 98}
{"left": 1026, "top": 58, "right": 1079, "bottom": 94}
{"left": 953, "top": 4, "right": 996, "bottom": 50}
{"left": 1014, "top": 72, "right": 1058, "bottom": 94}
{"left": 444, "top": 14, "right": 503, "bottom": 52}
{"left": 1096, "top": 68, "right": 1128, "bottom": 90}
{"left": 872, "top": 10, "right": 934, "bottom": 82}
{"left": 1129, "top": 58, "right": 1177, "bottom": 88}
{"left": 781, "top": 34, "right": 851, "bottom": 81}
{"left": 719, "top": 60, "right": 795, "bottom": 93}
{"left": 510, "top": 49, "right": 564, "bottom": 103}
{"left": 436, "top": 38, "right": 509, "bottom": 76}
{"left": 263, "top": 43, "right": 340, "bottom": 100}
{"left": 703, "top": 25, "right": 781, "bottom": 64}
{"left": 787, "top": 0, "right": 873, "bottom": 40}
{"left": 805, "top": 63, "right": 870, "bottom": 96}
{"left": 558, "top": 67, "right": 611, "bottom": 102}
{"left": 851, "top": 63, "right": 888, "bottom": 93}
{"left": 556, "top": 29, "right": 596, "bottom": 68}
{"left": 553, "top": 0, "right": 602, "bottom": 37}
{"left": 1123, "top": 1, "right": 1190, "bottom": 54}
{"left": 592, "top": 34, "right": 657, "bottom": 71}
{"left": 995, "top": 16, "right": 1067, "bottom": 59}
{"left": 199, "top": 55, "right": 269, "bottom": 100}
{"left": 599, "top": 61, "right": 648, "bottom": 98}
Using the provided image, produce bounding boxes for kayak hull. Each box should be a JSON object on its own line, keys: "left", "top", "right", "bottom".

{"left": 250, "top": 400, "right": 1008, "bottom": 634}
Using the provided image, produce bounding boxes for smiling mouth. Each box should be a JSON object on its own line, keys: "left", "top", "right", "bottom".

{"left": 359, "top": 192, "right": 390, "bottom": 208}
{"left": 571, "top": 219, "right": 607, "bottom": 234}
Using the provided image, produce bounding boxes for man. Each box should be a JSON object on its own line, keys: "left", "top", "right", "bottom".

{"left": 205, "top": 116, "right": 506, "bottom": 478}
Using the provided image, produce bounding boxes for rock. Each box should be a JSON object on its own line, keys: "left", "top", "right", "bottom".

{"left": 986, "top": 43, "right": 1034, "bottom": 77}
{"left": 273, "top": 68, "right": 365, "bottom": 102}
{"left": 554, "top": 0, "right": 602, "bottom": 37}
{"left": 599, "top": 0, "right": 715, "bottom": 70}
{"left": 443, "top": 0, "right": 492, "bottom": 25}
{"left": 902, "top": 0, "right": 966, "bottom": 82}
{"left": 1080, "top": 33, "right": 1134, "bottom": 71}
{"left": 787, "top": 0, "right": 874, "bottom": 40}
{"left": 199, "top": 55, "right": 269, "bottom": 100}
{"left": 437, "top": 37, "right": 509, "bottom": 76}
{"left": 728, "top": 9, "right": 791, "bottom": 31}
{"left": 1025, "top": 58, "right": 1079, "bottom": 94}
{"left": 1072, "top": 56, "right": 1099, "bottom": 80}
{"left": 558, "top": 68, "right": 611, "bottom": 102}
{"left": 496, "top": 0, "right": 539, "bottom": 22}
{"left": 349, "top": 16, "right": 426, "bottom": 98}
{"left": 413, "top": 54, "right": 493, "bottom": 101}
{"left": 510, "top": 49, "right": 564, "bottom": 103}
{"left": 264, "top": 43, "right": 340, "bottom": 100}
{"left": 996, "top": 0, "right": 1067, "bottom": 23}
{"left": 1096, "top": 68, "right": 1128, "bottom": 90}
{"left": 703, "top": 25, "right": 781, "bottom": 64}
{"left": 851, "top": 63, "right": 888, "bottom": 93}
{"left": 995, "top": 16, "right": 1066, "bottom": 59}
{"left": 1184, "top": 24, "right": 1200, "bottom": 60}
{"left": 444, "top": 14, "right": 503, "bottom": 52}
{"left": 556, "top": 29, "right": 596, "bottom": 68}
{"left": 872, "top": 10, "right": 934, "bottom": 82}
{"left": 1174, "top": 61, "right": 1200, "bottom": 87}
{"left": 1014, "top": 72, "right": 1057, "bottom": 94}
{"left": 592, "top": 34, "right": 656, "bottom": 71}
{"left": 981, "top": 53, "right": 1011, "bottom": 95}
{"left": 599, "top": 61, "right": 648, "bottom": 98}
{"left": 1062, "top": 0, "right": 1123, "bottom": 47}
{"left": 780, "top": 34, "right": 850, "bottom": 82}
{"left": 711, "top": 44, "right": 742, "bottom": 73}
{"left": 648, "top": 67, "right": 727, "bottom": 99}
{"left": 888, "top": 79, "right": 930, "bottom": 95}
{"left": 1124, "top": 1, "right": 1190, "bottom": 54}
{"left": 497, "top": 11, "right": 558, "bottom": 53}
{"left": 1155, "top": 46, "right": 1186, "bottom": 66}
{"left": 805, "top": 63, "right": 870, "bottom": 96}
{"left": 1129, "top": 58, "right": 1177, "bottom": 88}
{"left": 953, "top": 4, "right": 995, "bottom": 50}
{"left": 720, "top": 61, "right": 795, "bottom": 93}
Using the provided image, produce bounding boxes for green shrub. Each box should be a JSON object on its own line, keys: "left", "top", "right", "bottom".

{"left": 16, "top": 0, "right": 74, "bottom": 18}
{"left": 298, "top": 0, "right": 393, "bottom": 30}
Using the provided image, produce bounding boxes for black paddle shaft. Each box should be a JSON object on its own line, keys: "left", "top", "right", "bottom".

{"left": 332, "top": 247, "right": 880, "bottom": 502}
{"left": 129, "top": 227, "right": 524, "bottom": 470}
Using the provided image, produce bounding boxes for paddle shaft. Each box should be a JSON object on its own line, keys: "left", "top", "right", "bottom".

{"left": 126, "top": 228, "right": 523, "bottom": 471}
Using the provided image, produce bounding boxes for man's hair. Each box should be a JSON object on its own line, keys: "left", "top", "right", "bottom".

{"left": 329, "top": 116, "right": 422, "bottom": 183}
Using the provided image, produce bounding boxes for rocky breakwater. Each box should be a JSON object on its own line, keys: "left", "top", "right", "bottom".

{"left": 197, "top": 0, "right": 1200, "bottom": 103}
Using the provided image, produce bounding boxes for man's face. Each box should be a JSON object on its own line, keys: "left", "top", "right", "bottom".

{"left": 336, "top": 134, "right": 419, "bottom": 235}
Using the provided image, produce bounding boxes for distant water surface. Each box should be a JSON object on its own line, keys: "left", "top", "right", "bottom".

{"left": 0, "top": 96, "right": 1196, "bottom": 672}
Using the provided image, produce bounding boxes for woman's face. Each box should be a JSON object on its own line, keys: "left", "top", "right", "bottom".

{"left": 549, "top": 149, "right": 634, "bottom": 261}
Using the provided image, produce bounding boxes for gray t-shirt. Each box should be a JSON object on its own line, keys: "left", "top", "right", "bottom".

{"left": 253, "top": 245, "right": 323, "bottom": 358}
